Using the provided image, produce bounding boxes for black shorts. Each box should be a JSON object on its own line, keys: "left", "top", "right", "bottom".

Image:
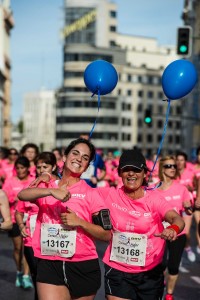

{"left": 104, "top": 263, "right": 164, "bottom": 300}
{"left": 36, "top": 258, "right": 101, "bottom": 298}
{"left": 8, "top": 222, "right": 21, "bottom": 238}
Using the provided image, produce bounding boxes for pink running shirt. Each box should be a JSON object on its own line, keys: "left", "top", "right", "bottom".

{"left": 32, "top": 179, "right": 107, "bottom": 262}
{"left": 98, "top": 186, "right": 172, "bottom": 273}
{"left": 157, "top": 181, "right": 190, "bottom": 235}
{"left": 16, "top": 200, "right": 39, "bottom": 246}
{"left": 3, "top": 176, "right": 33, "bottom": 222}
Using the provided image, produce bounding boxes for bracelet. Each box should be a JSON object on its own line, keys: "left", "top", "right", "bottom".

{"left": 167, "top": 224, "right": 180, "bottom": 235}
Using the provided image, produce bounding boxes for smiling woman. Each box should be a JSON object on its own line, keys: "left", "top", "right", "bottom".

{"left": 157, "top": 155, "right": 192, "bottom": 300}
{"left": 97, "top": 148, "right": 185, "bottom": 300}
{"left": 17, "top": 138, "right": 112, "bottom": 300}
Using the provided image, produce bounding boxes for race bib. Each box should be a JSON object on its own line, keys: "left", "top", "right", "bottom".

{"left": 110, "top": 232, "right": 147, "bottom": 266}
{"left": 41, "top": 223, "right": 76, "bottom": 258}
{"left": 30, "top": 214, "right": 37, "bottom": 237}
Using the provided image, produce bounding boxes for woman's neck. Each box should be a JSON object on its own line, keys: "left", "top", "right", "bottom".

{"left": 124, "top": 187, "right": 145, "bottom": 200}
{"left": 59, "top": 170, "right": 80, "bottom": 187}
{"left": 159, "top": 177, "right": 173, "bottom": 190}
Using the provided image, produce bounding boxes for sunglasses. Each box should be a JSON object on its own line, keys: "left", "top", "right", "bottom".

{"left": 9, "top": 152, "right": 18, "bottom": 155}
{"left": 163, "top": 164, "right": 177, "bottom": 169}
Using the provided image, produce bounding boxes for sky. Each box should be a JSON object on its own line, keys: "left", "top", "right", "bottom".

{"left": 11, "top": 0, "right": 184, "bottom": 124}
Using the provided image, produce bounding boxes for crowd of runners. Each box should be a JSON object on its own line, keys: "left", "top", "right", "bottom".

{"left": 0, "top": 139, "right": 200, "bottom": 300}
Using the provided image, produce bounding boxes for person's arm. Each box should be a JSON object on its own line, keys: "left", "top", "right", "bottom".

{"left": 195, "top": 177, "right": 200, "bottom": 209}
{"left": 60, "top": 208, "right": 111, "bottom": 242}
{"left": 28, "top": 173, "right": 51, "bottom": 188}
{"left": 0, "top": 190, "right": 12, "bottom": 230}
{"left": 18, "top": 184, "right": 70, "bottom": 203}
{"left": 154, "top": 209, "right": 185, "bottom": 241}
{"left": 15, "top": 210, "right": 29, "bottom": 237}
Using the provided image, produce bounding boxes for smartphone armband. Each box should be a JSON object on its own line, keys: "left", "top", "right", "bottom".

{"left": 92, "top": 209, "right": 112, "bottom": 230}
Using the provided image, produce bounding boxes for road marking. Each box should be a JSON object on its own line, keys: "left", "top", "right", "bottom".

{"left": 179, "top": 265, "right": 190, "bottom": 273}
{"left": 191, "top": 276, "right": 200, "bottom": 284}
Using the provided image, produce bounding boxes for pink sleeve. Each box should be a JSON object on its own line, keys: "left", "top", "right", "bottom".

{"left": 2, "top": 180, "right": 15, "bottom": 203}
{"left": 151, "top": 192, "right": 173, "bottom": 219}
{"left": 89, "top": 189, "right": 109, "bottom": 214}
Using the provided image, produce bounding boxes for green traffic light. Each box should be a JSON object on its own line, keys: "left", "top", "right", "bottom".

{"left": 179, "top": 45, "right": 188, "bottom": 53}
{"left": 145, "top": 117, "right": 152, "bottom": 124}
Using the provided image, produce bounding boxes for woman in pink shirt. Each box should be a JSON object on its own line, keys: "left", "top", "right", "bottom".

{"left": 2, "top": 156, "right": 33, "bottom": 289}
{"left": 191, "top": 146, "right": 200, "bottom": 254}
{"left": 176, "top": 151, "right": 196, "bottom": 262}
{"left": 157, "top": 156, "right": 191, "bottom": 300}
{"left": 18, "top": 138, "right": 111, "bottom": 300}
{"left": 20, "top": 143, "right": 39, "bottom": 178}
{"left": 16, "top": 151, "right": 58, "bottom": 300}
{"left": 0, "top": 148, "right": 18, "bottom": 181}
{"left": 0, "top": 189, "right": 12, "bottom": 230}
{"left": 97, "top": 148, "right": 184, "bottom": 300}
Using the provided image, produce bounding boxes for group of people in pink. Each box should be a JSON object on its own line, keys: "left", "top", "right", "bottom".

{"left": 0, "top": 140, "right": 200, "bottom": 300}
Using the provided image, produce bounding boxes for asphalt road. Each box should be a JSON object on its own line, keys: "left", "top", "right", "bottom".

{"left": 0, "top": 225, "right": 200, "bottom": 300}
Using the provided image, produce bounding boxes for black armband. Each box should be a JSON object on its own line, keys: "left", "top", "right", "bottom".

{"left": 92, "top": 209, "right": 112, "bottom": 230}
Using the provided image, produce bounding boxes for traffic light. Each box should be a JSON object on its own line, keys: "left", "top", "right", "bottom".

{"left": 177, "top": 26, "right": 192, "bottom": 57}
{"left": 144, "top": 108, "right": 152, "bottom": 125}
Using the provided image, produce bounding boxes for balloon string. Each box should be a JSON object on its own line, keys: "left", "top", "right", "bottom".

{"left": 89, "top": 89, "right": 101, "bottom": 138}
{"left": 146, "top": 99, "right": 171, "bottom": 188}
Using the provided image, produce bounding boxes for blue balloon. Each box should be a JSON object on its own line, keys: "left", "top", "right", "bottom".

{"left": 84, "top": 60, "right": 118, "bottom": 95}
{"left": 162, "top": 59, "right": 198, "bottom": 100}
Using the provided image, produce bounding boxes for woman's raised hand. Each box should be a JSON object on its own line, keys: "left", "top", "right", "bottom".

{"left": 50, "top": 184, "right": 71, "bottom": 202}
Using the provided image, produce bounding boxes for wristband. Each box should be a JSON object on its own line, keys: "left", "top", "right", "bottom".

{"left": 167, "top": 224, "right": 180, "bottom": 235}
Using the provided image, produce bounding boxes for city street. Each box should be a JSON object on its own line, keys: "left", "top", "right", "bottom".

{"left": 0, "top": 225, "right": 200, "bottom": 300}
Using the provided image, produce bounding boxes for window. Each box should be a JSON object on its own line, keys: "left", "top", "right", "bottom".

{"left": 137, "top": 103, "right": 143, "bottom": 112}
{"left": 127, "top": 74, "right": 132, "bottom": 82}
{"left": 158, "top": 106, "right": 163, "bottom": 114}
{"left": 176, "top": 106, "right": 182, "bottom": 115}
{"left": 110, "top": 11, "right": 117, "bottom": 18}
{"left": 157, "top": 135, "right": 162, "bottom": 142}
{"left": 127, "top": 90, "right": 132, "bottom": 96}
{"left": 157, "top": 120, "right": 163, "bottom": 127}
{"left": 110, "top": 40, "right": 116, "bottom": 47}
{"left": 147, "top": 134, "right": 152, "bottom": 142}
{"left": 168, "top": 121, "right": 172, "bottom": 128}
{"left": 158, "top": 92, "right": 163, "bottom": 99}
{"left": 138, "top": 119, "right": 143, "bottom": 127}
{"left": 110, "top": 26, "right": 116, "bottom": 32}
{"left": 168, "top": 135, "right": 173, "bottom": 143}
{"left": 175, "top": 135, "right": 180, "bottom": 143}
{"left": 147, "top": 76, "right": 153, "bottom": 84}
{"left": 147, "top": 91, "right": 153, "bottom": 98}
{"left": 138, "top": 90, "right": 143, "bottom": 97}
{"left": 137, "top": 134, "right": 142, "bottom": 142}
{"left": 176, "top": 121, "right": 181, "bottom": 129}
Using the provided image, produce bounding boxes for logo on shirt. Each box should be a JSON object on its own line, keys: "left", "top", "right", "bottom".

{"left": 71, "top": 193, "right": 86, "bottom": 199}
{"left": 129, "top": 210, "right": 141, "bottom": 217}
{"left": 144, "top": 212, "right": 151, "bottom": 217}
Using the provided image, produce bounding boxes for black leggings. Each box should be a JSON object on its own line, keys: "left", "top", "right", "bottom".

{"left": 24, "top": 246, "right": 38, "bottom": 300}
{"left": 162, "top": 234, "right": 186, "bottom": 275}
